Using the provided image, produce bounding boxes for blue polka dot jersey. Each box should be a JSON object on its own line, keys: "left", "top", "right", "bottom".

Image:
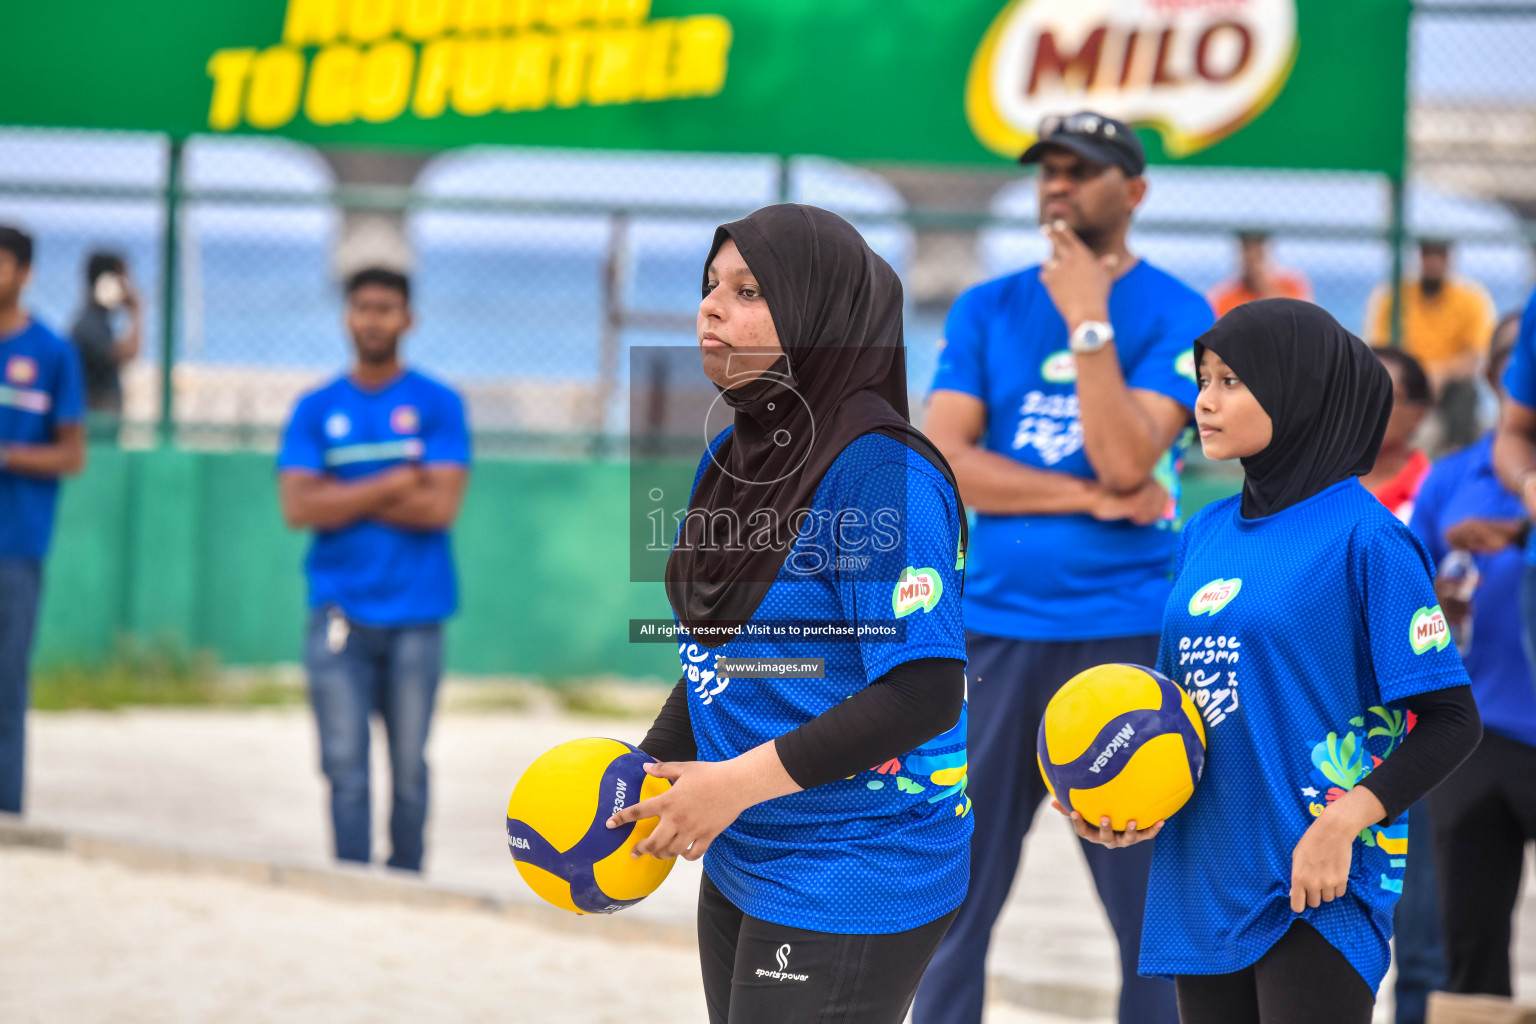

{"left": 1138, "top": 478, "right": 1470, "bottom": 991}
{"left": 679, "top": 430, "right": 970, "bottom": 934}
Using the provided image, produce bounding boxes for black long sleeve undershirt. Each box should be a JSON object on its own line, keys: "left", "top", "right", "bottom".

{"left": 637, "top": 676, "right": 697, "bottom": 765}
{"left": 1356, "top": 684, "right": 1482, "bottom": 823}
{"left": 638, "top": 657, "right": 967, "bottom": 791}
{"left": 776, "top": 657, "right": 967, "bottom": 790}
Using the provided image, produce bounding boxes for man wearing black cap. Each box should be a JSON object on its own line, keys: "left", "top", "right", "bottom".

{"left": 915, "top": 112, "right": 1211, "bottom": 1024}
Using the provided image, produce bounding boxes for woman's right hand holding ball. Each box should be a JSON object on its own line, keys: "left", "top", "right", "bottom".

{"left": 1053, "top": 799, "right": 1165, "bottom": 848}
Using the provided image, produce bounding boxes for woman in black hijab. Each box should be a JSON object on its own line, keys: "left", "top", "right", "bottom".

{"left": 1067, "top": 299, "right": 1481, "bottom": 1023}
{"left": 608, "top": 206, "right": 971, "bottom": 1024}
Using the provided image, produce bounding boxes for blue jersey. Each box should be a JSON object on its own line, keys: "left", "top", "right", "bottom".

{"left": 0, "top": 319, "right": 84, "bottom": 560}
{"left": 1139, "top": 479, "right": 1470, "bottom": 991}
{"left": 678, "top": 431, "right": 971, "bottom": 934}
{"left": 1410, "top": 434, "right": 1536, "bottom": 749}
{"left": 1504, "top": 287, "right": 1536, "bottom": 563}
{"left": 930, "top": 260, "right": 1211, "bottom": 641}
{"left": 277, "top": 369, "right": 470, "bottom": 627}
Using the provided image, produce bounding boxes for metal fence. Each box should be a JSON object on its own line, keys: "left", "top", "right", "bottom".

{"left": 1, "top": 1, "right": 1533, "bottom": 457}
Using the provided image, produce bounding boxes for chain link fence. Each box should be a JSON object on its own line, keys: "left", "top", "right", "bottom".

{"left": 1, "top": 1, "right": 1533, "bottom": 457}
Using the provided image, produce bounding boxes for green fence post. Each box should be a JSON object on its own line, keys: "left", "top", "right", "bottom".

{"left": 1388, "top": 176, "right": 1406, "bottom": 347}
{"left": 1389, "top": 1, "right": 1414, "bottom": 347}
{"left": 157, "top": 135, "right": 184, "bottom": 446}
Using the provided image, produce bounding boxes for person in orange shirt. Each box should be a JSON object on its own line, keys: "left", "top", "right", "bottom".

{"left": 1365, "top": 240, "right": 1496, "bottom": 449}
{"left": 1207, "top": 231, "right": 1313, "bottom": 318}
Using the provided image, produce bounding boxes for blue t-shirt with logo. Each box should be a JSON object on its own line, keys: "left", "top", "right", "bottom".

{"left": 1139, "top": 480, "right": 1470, "bottom": 991}
{"left": 1503, "top": 287, "right": 1536, "bottom": 563}
{"left": 277, "top": 369, "right": 470, "bottom": 627}
{"left": 678, "top": 430, "right": 971, "bottom": 934}
{"left": 0, "top": 319, "right": 84, "bottom": 560}
{"left": 930, "top": 260, "right": 1211, "bottom": 641}
{"left": 1409, "top": 434, "right": 1536, "bottom": 749}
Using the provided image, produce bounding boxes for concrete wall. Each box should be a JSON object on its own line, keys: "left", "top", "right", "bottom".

{"left": 34, "top": 447, "right": 683, "bottom": 679}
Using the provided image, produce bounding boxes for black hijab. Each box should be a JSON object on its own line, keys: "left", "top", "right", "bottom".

{"left": 1195, "top": 298, "right": 1393, "bottom": 519}
{"left": 665, "top": 204, "right": 965, "bottom": 646}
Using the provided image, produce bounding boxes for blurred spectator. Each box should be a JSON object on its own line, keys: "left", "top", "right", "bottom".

{"left": 276, "top": 267, "right": 470, "bottom": 873}
{"left": 1206, "top": 230, "right": 1313, "bottom": 318}
{"left": 1367, "top": 240, "right": 1496, "bottom": 450}
{"left": 67, "top": 251, "right": 141, "bottom": 417}
{"left": 1367, "top": 343, "right": 1440, "bottom": 1024}
{"left": 1362, "top": 347, "right": 1432, "bottom": 522}
{"left": 1413, "top": 314, "right": 1536, "bottom": 1004}
{"left": 0, "top": 224, "right": 86, "bottom": 814}
{"left": 917, "top": 110, "right": 1203, "bottom": 1024}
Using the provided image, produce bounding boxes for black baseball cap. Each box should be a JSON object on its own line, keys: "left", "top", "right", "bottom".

{"left": 1020, "top": 111, "right": 1146, "bottom": 177}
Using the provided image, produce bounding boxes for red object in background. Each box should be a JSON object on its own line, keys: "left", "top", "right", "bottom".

{"left": 1372, "top": 450, "right": 1431, "bottom": 521}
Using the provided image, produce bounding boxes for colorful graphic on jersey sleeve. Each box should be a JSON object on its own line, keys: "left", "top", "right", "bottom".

{"left": 1301, "top": 705, "right": 1415, "bottom": 894}
{"left": 1149, "top": 434, "right": 1189, "bottom": 530}
{"left": 859, "top": 706, "right": 971, "bottom": 819}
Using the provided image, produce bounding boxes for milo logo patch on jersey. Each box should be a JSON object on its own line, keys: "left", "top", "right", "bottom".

{"left": 892, "top": 566, "right": 943, "bottom": 617}
{"left": 1040, "top": 350, "right": 1076, "bottom": 384}
{"left": 1410, "top": 606, "right": 1451, "bottom": 654}
{"left": 391, "top": 404, "right": 420, "bottom": 434}
{"left": 1188, "top": 578, "right": 1241, "bottom": 617}
{"left": 1175, "top": 350, "right": 1197, "bottom": 383}
{"left": 6, "top": 355, "right": 38, "bottom": 386}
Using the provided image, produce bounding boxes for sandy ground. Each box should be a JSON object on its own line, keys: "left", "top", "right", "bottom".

{"left": 0, "top": 845, "right": 702, "bottom": 1024}
{"left": 0, "top": 847, "right": 1100, "bottom": 1024}
{"left": 8, "top": 703, "right": 1536, "bottom": 1021}
{"left": 17, "top": 705, "right": 1128, "bottom": 1003}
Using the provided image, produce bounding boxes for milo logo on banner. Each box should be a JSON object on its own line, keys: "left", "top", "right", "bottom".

{"left": 966, "top": 0, "right": 1298, "bottom": 159}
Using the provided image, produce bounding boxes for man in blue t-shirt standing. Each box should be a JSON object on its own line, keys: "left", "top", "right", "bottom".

{"left": 278, "top": 267, "right": 470, "bottom": 872}
{"left": 1415, "top": 315, "right": 1536, "bottom": 1009}
{"left": 914, "top": 113, "right": 1211, "bottom": 1024}
{"left": 1495, "top": 289, "right": 1536, "bottom": 651}
{"left": 0, "top": 225, "right": 86, "bottom": 814}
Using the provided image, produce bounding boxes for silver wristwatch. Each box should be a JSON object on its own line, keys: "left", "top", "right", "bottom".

{"left": 1069, "top": 320, "right": 1115, "bottom": 354}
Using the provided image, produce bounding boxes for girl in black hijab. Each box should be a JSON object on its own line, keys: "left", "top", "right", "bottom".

{"left": 1066, "top": 299, "right": 1481, "bottom": 1023}
{"left": 608, "top": 205, "right": 971, "bottom": 1024}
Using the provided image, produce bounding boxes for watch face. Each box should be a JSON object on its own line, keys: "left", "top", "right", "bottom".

{"left": 1074, "top": 324, "right": 1107, "bottom": 351}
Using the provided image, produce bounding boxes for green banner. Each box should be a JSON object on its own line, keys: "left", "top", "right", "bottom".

{"left": 0, "top": 0, "right": 1406, "bottom": 172}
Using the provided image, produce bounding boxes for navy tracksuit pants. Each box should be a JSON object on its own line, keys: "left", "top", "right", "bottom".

{"left": 912, "top": 631, "right": 1180, "bottom": 1024}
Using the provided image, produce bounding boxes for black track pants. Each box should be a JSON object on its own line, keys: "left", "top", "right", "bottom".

{"left": 697, "top": 872, "right": 957, "bottom": 1024}
{"left": 1174, "top": 920, "right": 1374, "bottom": 1024}
{"left": 1430, "top": 729, "right": 1536, "bottom": 996}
